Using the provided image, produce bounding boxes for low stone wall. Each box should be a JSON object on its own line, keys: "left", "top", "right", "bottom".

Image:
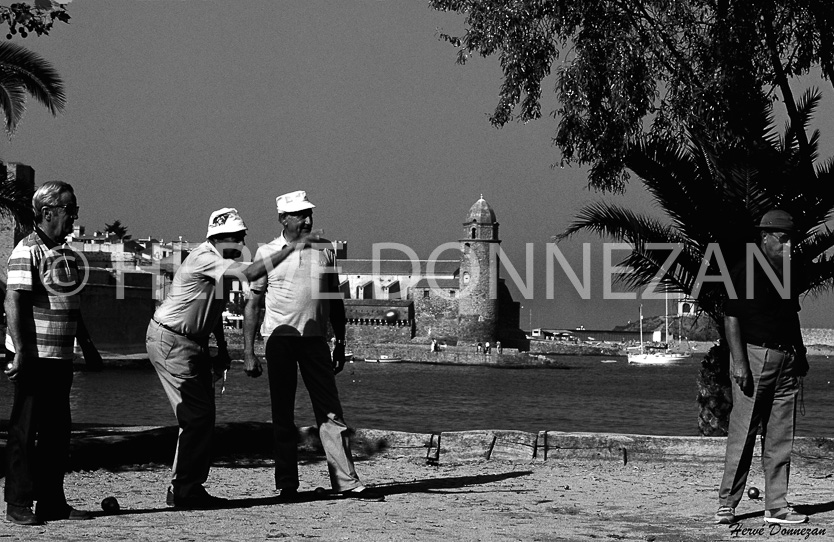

{"left": 351, "top": 428, "right": 834, "bottom": 464}
{"left": 3, "top": 423, "right": 832, "bottom": 474}
{"left": 526, "top": 339, "right": 624, "bottom": 356}
{"left": 802, "top": 328, "right": 834, "bottom": 346}
{"left": 352, "top": 344, "right": 568, "bottom": 368}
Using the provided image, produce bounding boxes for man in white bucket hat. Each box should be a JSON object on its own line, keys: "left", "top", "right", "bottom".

{"left": 243, "top": 190, "right": 384, "bottom": 501}
{"left": 147, "top": 207, "right": 320, "bottom": 509}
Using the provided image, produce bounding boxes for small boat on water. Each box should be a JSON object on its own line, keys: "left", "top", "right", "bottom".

{"left": 627, "top": 303, "right": 691, "bottom": 365}
{"left": 627, "top": 348, "right": 690, "bottom": 365}
{"left": 364, "top": 355, "right": 402, "bottom": 363}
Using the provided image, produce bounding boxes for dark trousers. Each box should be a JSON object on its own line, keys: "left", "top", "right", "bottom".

{"left": 4, "top": 357, "right": 73, "bottom": 508}
{"left": 719, "top": 345, "right": 798, "bottom": 510}
{"left": 266, "top": 335, "right": 361, "bottom": 492}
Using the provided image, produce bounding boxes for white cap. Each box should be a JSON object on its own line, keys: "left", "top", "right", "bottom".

{"left": 206, "top": 208, "right": 247, "bottom": 238}
{"left": 276, "top": 190, "right": 316, "bottom": 213}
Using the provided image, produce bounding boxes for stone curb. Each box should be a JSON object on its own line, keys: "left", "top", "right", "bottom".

{"left": 4, "top": 423, "right": 833, "bottom": 474}
{"left": 352, "top": 428, "right": 834, "bottom": 464}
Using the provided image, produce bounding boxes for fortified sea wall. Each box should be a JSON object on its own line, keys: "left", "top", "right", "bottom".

{"left": 802, "top": 328, "right": 834, "bottom": 346}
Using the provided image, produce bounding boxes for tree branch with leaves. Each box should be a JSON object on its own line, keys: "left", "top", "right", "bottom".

{"left": 430, "top": 0, "right": 834, "bottom": 192}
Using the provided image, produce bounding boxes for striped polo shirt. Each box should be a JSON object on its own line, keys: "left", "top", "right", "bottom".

{"left": 5, "top": 229, "right": 83, "bottom": 360}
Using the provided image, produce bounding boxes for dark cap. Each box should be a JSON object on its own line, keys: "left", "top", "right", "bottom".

{"left": 754, "top": 209, "right": 796, "bottom": 232}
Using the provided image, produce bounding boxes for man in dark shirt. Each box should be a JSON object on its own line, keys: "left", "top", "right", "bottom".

{"left": 715, "top": 210, "right": 809, "bottom": 525}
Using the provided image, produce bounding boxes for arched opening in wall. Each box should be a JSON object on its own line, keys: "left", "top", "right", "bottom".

{"left": 356, "top": 281, "right": 374, "bottom": 300}
{"left": 385, "top": 280, "right": 401, "bottom": 299}
{"left": 339, "top": 280, "right": 351, "bottom": 299}
{"left": 471, "top": 228, "right": 476, "bottom": 239}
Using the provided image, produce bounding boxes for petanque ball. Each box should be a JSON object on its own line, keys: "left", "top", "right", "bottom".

{"left": 747, "top": 487, "right": 760, "bottom": 500}
{"left": 314, "top": 487, "right": 326, "bottom": 495}
{"left": 101, "top": 496, "right": 120, "bottom": 513}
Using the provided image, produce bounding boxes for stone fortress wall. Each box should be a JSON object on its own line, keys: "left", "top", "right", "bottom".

{"left": 802, "top": 328, "right": 834, "bottom": 346}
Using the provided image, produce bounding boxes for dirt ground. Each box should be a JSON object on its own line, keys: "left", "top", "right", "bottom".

{"left": 2, "top": 451, "right": 833, "bottom": 542}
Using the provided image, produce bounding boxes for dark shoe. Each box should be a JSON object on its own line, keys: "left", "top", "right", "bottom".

{"left": 6, "top": 504, "right": 42, "bottom": 526}
{"left": 35, "top": 503, "right": 93, "bottom": 521}
{"left": 714, "top": 506, "right": 735, "bottom": 525}
{"left": 340, "top": 487, "right": 385, "bottom": 501}
{"left": 166, "top": 486, "right": 228, "bottom": 510}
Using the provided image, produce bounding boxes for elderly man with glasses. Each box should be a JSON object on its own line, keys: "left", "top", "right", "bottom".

{"left": 715, "top": 209, "right": 810, "bottom": 526}
{"left": 3, "top": 181, "right": 102, "bottom": 525}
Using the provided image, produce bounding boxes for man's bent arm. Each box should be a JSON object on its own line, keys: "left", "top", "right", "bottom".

{"left": 242, "top": 290, "right": 264, "bottom": 377}
{"left": 4, "top": 290, "right": 27, "bottom": 354}
{"left": 76, "top": 313, "right": 103, "bottom": 370}
{"left": 725, "top": 315, "right": 751, "bottom": 391}
{"left": 224, "top": 230, "right": 322, "bottom": 283}
{"left": 4, "top": 290, "right": 31, "bottom": 379}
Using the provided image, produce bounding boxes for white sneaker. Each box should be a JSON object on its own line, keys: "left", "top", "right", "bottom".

{"left": 764, "top": 506, "right": 808, "bottom": 524}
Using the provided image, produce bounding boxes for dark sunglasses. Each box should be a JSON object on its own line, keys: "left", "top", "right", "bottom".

{"left": 767, "top": 231, "right": 792, "bottom": 244}
{"left": 286, "top": 210, "right": 313, "bottom": 220}
{"left": 47, "top": 204, "right": 79, "bottom": 216}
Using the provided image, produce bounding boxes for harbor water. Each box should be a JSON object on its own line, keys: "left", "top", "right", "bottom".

{"left": 1, "top": 355, "right": 833, "bottom": 437}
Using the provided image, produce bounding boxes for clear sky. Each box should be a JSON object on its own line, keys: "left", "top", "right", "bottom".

{"left": 2, "top": 1, "right": 833, "bottom": 330}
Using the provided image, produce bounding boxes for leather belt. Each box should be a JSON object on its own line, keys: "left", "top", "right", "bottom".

{"left": 748, "top": 341, "right": 795, "bottom": 354}
{"left": 152, "top": 319, "right": 205, "bottom": 344}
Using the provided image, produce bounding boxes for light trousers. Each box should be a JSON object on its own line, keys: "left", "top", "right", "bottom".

{"left": 146, "top": 320, "right": 215, "bottom": 498}
{"left": 719, "top": 344, "right": 798, "bottom": 510}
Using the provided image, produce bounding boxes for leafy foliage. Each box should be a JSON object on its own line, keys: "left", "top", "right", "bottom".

{"left": 556, "top": 88, "right": 834, "bottom": 321}
{"left": 430, "top": 0, "right": 834, "bottom": 191}
{"left": 0, "top": 40, "right": 65, "bottom": 135}
{"left": 555, "top": 89, "right": 834, "bottom": 435}
{"left": 0, "top": 161, "right": 33, "bottom": 225}
{"left": 104, "top": 220, "right": 131, "bottom": 241}
{"left": 0, "top": 2, "right": 70, "bottom": 40}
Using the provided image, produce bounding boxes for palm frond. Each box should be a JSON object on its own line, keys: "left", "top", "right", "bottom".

{"left": 0, "top": 41, "right": 65, "bottom": 133}
{"left": 0, "top": 81, "right": 26, "bottom": 134}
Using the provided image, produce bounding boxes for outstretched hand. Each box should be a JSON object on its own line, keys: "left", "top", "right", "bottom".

{"left": 296, "top": 229, "right": 324, "bottom": 248}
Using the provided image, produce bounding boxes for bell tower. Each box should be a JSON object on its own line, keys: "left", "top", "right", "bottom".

{"left": 457, "top": 195, "right": 499, "bottom": 342}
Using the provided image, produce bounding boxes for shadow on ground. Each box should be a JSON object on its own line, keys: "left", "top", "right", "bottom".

{"left": 0, "top": 422, "right": 340, "bottom": 477}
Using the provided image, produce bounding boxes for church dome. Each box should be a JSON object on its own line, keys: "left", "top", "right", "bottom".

{"left": 466, "top": 195, "right": 496, "bottom": 224}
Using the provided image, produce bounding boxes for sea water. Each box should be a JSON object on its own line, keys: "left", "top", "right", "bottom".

{"left": 1, "top": 356, "right": 833, "bottom": 437}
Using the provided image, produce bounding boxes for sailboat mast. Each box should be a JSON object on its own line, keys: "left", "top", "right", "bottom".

{"left": 639, "top": 304, "right": 643, "bottom": 352}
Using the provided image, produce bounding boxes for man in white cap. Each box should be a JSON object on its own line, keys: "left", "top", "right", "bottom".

{"left": 147, "top": 207, "right": 320, "bottom": 509}
{"left": 243, "top": 190, "right": 383, "bottom": 501}
{"left": 715, "top": 209, "right": 809, "bottom": 525}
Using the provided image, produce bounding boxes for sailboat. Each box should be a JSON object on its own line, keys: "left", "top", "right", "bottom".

{"left": 627, "top": 298, "right": 690, "bottom": 365}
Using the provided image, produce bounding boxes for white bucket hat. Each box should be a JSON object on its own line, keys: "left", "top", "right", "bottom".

{"left": 276, "top": 190, "right": 316, "bottom": 213}
{"left": 206, "top": 207, "right": 247, "bottom": 238}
